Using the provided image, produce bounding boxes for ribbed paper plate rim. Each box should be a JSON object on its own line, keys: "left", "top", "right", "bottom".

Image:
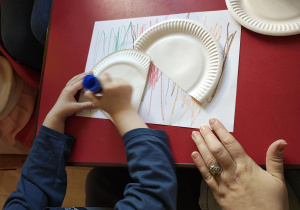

{"left": 134, "top": 19, "right": 223, "bottom": 103}
{"left": 92, "top": 49, "right": 151, "bottom": 76}
{"left": 225, "top": 0, "right": 300, "bottom": 36}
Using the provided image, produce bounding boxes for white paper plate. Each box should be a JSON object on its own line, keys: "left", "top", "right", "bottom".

{"left": 226, "top": 0, "right": 300, "bottom": 36}
{"left": 134, "top": 19, "right": 223, "bottom": 103}
{"left": 92, "top": 49, "right": 151, "bottom": 116}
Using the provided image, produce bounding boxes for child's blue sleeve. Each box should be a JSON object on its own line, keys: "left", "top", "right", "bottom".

{"left": 3, "top": 125, "right": 75, "bottom": 210}
{"left": 115, "top": 128, "right": 177, "bottom": 210}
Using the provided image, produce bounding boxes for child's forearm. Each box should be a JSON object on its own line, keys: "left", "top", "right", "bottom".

{"left": 4, "top": 125, "right": 74, "bottom": 209}
{"left": 110, "top": 107, "right": 148, "bottom": 136}
{"left": 115, "top": 128, "right": 177, "bottom": 209}
{"left": 43, "top": 112, "right": 66, "bottom": 134}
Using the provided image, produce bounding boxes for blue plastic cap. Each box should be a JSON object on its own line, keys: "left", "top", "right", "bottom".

{"left": 83, "top": 74, "right": 102, "bottom": 92}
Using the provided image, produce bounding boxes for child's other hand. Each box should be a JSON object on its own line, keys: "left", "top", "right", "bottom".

{"left": 84, "top": 73, "right": 133, "bottom": 117}
{"left": 43, "top": 72, "right": 96, "bottom": 133}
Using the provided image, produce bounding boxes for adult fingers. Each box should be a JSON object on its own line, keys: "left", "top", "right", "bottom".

{"left": 191, "top": 151, "right": 218, "bottom": 192}
{"left": 199, "top": 125, "right": 236, "bottom": 173}
{"left": 266, "top": 139, "right": 287, "bottom": 182}
{"left": 209, "top": 118, "right": 248, "bottom": 163}
{"left": 192, "top": 131, "right": 219, "bottom": 169}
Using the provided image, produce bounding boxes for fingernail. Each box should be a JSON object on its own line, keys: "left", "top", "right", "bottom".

{"left": 192, "top": 131, "right": 199, "bottom": 139}
{"left": 278, "top": 142, "right": 287, "bottom": 152}
{"left": 200, "top": 125, "right": 206, "bottom": 132}
{"left": 191, "top": 152, "right": 200, "bottom": 160}
{"left": 209, "top": 118, "right": 217, "bottom": 126}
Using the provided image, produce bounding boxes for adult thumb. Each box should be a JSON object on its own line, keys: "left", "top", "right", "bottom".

{"left": 266, "top": 140, "right": 287, "bottom": 181}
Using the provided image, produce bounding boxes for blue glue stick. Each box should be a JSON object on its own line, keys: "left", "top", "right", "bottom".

{"left": 83, "top": 74, "right": 102, "bottom": 93}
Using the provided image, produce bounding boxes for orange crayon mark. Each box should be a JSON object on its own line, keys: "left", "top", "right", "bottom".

{"left": 203, "top": 15, "right": 222, "bottom": 41}
{"left": 179, "top": 91, "right": 201, "bottom": 126}
{"left": 170, "top": 86, "right": 201, "bottom": 126}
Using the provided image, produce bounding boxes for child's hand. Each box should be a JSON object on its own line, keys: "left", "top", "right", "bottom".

{"left": 84, "top": 73, "right": 146, "bottom": 135}
{"left": 43, "top": 72, "right": 96, "bottom": 133}
{"left": 84, "top": 72, "right": 133, "bottom": 117}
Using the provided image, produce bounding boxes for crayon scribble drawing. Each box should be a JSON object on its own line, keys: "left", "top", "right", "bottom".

{"left": 77, "top": 10, "right": 241, "bottom": 132}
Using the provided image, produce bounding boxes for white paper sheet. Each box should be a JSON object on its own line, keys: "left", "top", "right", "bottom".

{"left": 77, "top": 10, "right": 241, "bottom": 132}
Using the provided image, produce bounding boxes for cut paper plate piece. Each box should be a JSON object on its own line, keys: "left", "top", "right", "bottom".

{"left": 92, "top": 49, "right": 151, "bottom": 119}
{"left": 134, "top": 19, "right": 223, "bottom": 103}
{"left": 225, "top": 0, "right": 300, "bottom": 36}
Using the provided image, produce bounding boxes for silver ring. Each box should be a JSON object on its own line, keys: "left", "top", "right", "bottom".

{"left": 208, "top": 164, "right": 222, "bottom": 176}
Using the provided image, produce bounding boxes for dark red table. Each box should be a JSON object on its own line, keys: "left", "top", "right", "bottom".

{"left": 37, "top": 0, "right": 300, "bottom": 166}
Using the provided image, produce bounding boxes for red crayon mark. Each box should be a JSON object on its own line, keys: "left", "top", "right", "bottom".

{"left": 147, "top": 65, "right": 165, "bottom": 121}
{"left": 140, "top": 24, "right": 147, "bottom": 35}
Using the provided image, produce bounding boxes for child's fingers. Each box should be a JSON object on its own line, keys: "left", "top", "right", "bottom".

{"left": 84, "top": 91, "right": 102, "bottom": 106}
{"left": 98, "top": 72, "right": 112, "bottom": 86}
{"left": 63, "top": 77, "right": 84, "bottom": 96}
{"left": 73, "top": 101, "right": 97, "bottom": 112}
{"left": 67, "top": 71, "right": 93, "bottom": 87}
{"left": 67, "top": 72, "right": 86, "bottom": 86}
{"left": 71, "top": 78, "right": 84, "bottom": 93}
{"left": 65, "top": 71, "right": 96, "bottom": 95}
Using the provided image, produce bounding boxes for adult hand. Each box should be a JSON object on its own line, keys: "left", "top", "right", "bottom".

{"left": 43, "top": 72, "right": 96, "bottom": 133}
{"left": 191, "top": 118, "right": 289, "bottom": 210}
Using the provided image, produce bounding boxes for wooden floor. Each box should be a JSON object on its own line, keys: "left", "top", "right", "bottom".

{"left": 0, "top": 166, "right": 92, "bottom": 207}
